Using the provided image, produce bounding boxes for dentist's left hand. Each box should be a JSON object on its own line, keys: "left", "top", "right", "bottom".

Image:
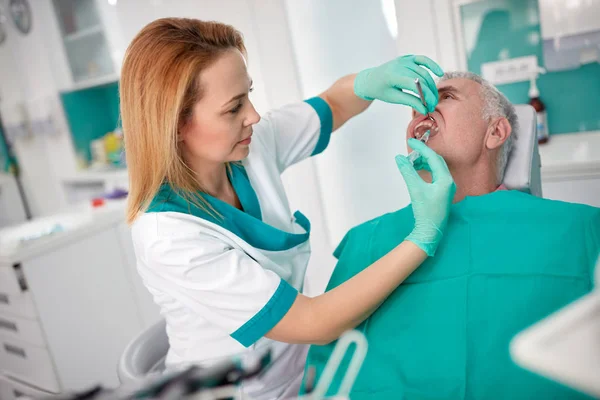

{"left": 354, "top": 55, "right": 444, "bottom": 115}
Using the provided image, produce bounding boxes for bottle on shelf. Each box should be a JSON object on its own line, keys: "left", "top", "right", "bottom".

{"left": 529, "top": 67, "right": 549, "bottom": 144}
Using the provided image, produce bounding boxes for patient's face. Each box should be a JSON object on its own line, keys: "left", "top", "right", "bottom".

{"left": 406, "top": 78, "right": 489, "bottom": 169}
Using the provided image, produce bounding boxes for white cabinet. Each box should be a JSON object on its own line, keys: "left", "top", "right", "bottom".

{"left": 539, "top": 131, "right": 600, "bottom": 207}
{"left": 0, "top": 208, "right": 160, "bottom": 395}
{"left": 49, "top": 0, "right": 122, "bottom": 91}
{"left": 542, "top": 177, "right": 600, "bottom": 207}
{"left": 0, "top": 373, "right": 53, "bottom": 400}
{"left": 538, "top": 0, "right": 600, "bottom": 40}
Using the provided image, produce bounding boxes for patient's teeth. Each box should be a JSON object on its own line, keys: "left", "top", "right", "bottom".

{"left": 416, "top": 121, "right": 433, "bottom": 129}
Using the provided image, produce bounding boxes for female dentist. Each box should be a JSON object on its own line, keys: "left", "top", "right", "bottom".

{"left": 122, "top": 18, "right": 455, "bottom": 399}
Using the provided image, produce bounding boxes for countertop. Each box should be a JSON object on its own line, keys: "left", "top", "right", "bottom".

{"left": 61, "top": 167, "right": 129, "bottom": 184}
{"left": 0, "top": 199, "right": 127, "bottom": 264}
{"left": 539, "top": 131, "right": 600, "bottom": 181}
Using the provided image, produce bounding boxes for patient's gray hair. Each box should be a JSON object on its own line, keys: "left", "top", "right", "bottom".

{"left": 439, "top": 71, "right": 518, "bottom": 184}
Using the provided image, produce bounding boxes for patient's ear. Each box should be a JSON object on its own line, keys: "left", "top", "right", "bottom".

{"left": 486, "top": 117, "right": 511, "bottom": 150}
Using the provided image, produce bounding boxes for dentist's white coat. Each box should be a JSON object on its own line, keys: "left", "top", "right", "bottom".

{"left": 131, "top": 99, "right": 333, "bottom": 399}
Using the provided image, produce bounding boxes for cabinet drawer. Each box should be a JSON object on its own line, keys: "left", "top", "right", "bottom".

{"left": 0, "top": 290, "right": 37, "bottom": 319}
{"left": 0, "top": 313, "right": 45, "bottom": 347}
{"left": 0, "top": 373, "right": 53, "bottom": 400}
{"left": 0, "top": 338, "right": 60, "bottom": 393}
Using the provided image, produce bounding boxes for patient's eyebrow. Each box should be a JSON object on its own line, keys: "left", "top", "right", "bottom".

{"left": 437, "top": 85, "right": 460, "bottom": 97}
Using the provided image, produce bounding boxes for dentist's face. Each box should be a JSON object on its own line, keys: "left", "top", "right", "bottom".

{"left": 406, "top": 78, "right": 489, "bottom": 170}
{"left": 180, "top": 49, "right": 261, "bottom": 165}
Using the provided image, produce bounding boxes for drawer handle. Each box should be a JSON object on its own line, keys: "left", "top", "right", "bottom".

{"left": 13, "top": 264, "right": 28, "bottom": 292}
{"left": 0, "top": 293, "right": 9, "bottom": 305}
{"left": 0, "top": 318, "right": 17, "bottom": 332}
{"left": 3, "top": 343, "right": 26, "bottom": 358}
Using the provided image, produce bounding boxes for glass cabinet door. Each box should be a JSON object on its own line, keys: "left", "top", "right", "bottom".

{"left": 52, "top": 0, "right": 115, "bottom": 84}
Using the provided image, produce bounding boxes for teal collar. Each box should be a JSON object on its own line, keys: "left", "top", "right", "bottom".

{"left": 147, "top": 164, "right": 310, "bottom": 252}
{"left": 228, "top": 163, "right": 262, "bottom": 221}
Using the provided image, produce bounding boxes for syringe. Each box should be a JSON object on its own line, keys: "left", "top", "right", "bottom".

{"left": 408, "top": 78, "right": 433, "bottom": 165}
{"left": 407, "top": 129, "right": 430, "bottom": 164}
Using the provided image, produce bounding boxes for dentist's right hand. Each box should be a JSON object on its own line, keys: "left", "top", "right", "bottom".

{"left": 354, "top": 55, "right": 444, "bottom": 115}
{"left": 395, "top": 138, "right": 456, "bottom": 256}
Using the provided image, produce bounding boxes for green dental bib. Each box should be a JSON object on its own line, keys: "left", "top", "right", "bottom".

{"left": 306, "top": 191, "right": 600, "bottom": 400}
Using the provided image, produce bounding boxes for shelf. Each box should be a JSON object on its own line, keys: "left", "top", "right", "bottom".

{"left": 68, "top": 74, "right": 119, "bottom": 92}
{"left": 64, "top": 24, "right": 103, "bottom": 42}
{"left": 61, "top": 168, "right": 128, "bottom": 185}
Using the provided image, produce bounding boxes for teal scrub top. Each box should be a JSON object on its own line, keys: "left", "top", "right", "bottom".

{"left": 305, "top": 191, "right": 600, "bottom": 400}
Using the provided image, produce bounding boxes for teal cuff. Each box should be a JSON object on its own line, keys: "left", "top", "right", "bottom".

{"left": 231, "top": 279, "right": 298, "bottom": 347}
{"left": 305, "top": 97, "right": 333, "bottom": 156}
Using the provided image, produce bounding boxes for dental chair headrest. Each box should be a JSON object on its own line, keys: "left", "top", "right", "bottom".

{"left": 502, "top": 104, "right": 542, "bottom": 197}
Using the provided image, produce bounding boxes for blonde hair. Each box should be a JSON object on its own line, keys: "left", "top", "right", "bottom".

{"left": 121, "top": 18, "right": 246, "bottom": 224}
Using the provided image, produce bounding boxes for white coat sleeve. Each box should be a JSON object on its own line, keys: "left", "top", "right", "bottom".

{"left": 258, "top": 97, "right": 333, "bottom": 173}
{"left": 143, "top": 233, "right": 298, "bottom": 347}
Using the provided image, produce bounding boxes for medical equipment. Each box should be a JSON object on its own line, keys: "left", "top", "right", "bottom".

{"left": 407, "top": 129, "right": 430, "bottom": 164}
{"left": 407, "top": 78, "right": 435, "bottom": 165}
{"left": 510, "top": 256, "right": 600, "bottom": 398}
{"left": 504, "top": 105, "right": 542, "bottom": 197}
{"left": 301, "top": 330, "right": 368, "bottom": 399}
{"left": 118, "top": 319, "right": 169, "bottom": 383}
{"left": 414, "top": 78, "right": 435, "bottom": 124}
{"left": 50, "top": 331, "right": 369, "bottom": 400}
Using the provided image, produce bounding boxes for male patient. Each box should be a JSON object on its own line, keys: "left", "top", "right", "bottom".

{"left": 305, "top": 72, "right": 600, "bottom": 399}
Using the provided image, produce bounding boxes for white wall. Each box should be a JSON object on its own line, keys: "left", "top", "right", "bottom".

{"left": 110, "top": 0, "right": 271, "bottom": 114}
{"left": 395, "top": 0, "right": 459, "bottom": 70}
{"left": 285, "top": 0, "right": 413, "bottom": 249}
{"left": 244, "top": 0, "right": 334, "bottom": 295}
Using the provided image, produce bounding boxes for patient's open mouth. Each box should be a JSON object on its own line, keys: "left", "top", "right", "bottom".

{"left": 413, "top": 119, "right": 439, "bottom": 140}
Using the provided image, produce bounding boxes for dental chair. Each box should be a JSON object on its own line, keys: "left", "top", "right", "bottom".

{"left": 117, "top": 319, "right": 168, "bottom": 383}
{"left": 502, "top": 104, "right": 542, "bottom": 197}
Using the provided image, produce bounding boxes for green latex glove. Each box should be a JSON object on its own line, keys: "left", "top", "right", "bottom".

{"left": 395, "top": 138, "right": 456, "bottom": 256}
{"left": 354, "top": 55, "right": 444, "bottom": 115}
